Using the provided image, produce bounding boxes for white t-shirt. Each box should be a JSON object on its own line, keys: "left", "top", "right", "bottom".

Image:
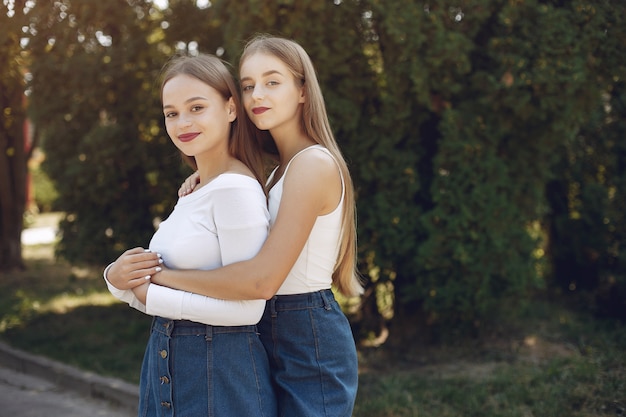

{"left": 105, "top": 173, "right": 269, "bottom": 326}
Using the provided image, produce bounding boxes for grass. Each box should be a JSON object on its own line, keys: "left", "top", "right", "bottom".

{"left": 353, "top": 304, "right": 626, "bottom": 416}
{"left": 0, "top": 253, "right": 150, "bottom": 383}
{"left": 1, "top": 214, "right": 625, "bottom": 416}
{"left": 355, "top": 351, "right": 625, "bottom": 416}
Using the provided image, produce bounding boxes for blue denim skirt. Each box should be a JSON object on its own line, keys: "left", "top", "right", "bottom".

{"left": 138, "top": 317, "right": 276, "bottom": 417}
{"left": 258, "top": 289, "right": 358, "bottom": 417}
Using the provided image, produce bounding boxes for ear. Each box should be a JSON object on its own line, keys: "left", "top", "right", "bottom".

{"left": 226, "top": 97, "right": 237, "bottom": 122}
{"left": 298, "top": 83, "right": 306, "bottom": 104}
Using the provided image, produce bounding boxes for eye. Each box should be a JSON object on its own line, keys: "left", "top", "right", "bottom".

{"left": 191, "top": 105, "right": 204, "bottom": 112}
{"left": 267, "top": 80, "right": 279, "bottom": 86}
{"left": 164, "top": 111, "right": 177, "bottom": 118}
{"left": 241, "top": 84, "right": 254, "bottom": 92}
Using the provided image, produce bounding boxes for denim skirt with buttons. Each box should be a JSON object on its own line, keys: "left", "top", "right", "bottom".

{"left": 258, "top": 289, "right": 358, "bottom": 417}
{"left": 138, "top": 317, "right": 276, "bottom": 417}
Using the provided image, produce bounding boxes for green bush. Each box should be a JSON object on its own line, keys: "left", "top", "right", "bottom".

{"left": 30, "top": 164, "right": 59, "bottom": 213}
{"left": 17, "top": 0, "right": 626, "bottom": 330}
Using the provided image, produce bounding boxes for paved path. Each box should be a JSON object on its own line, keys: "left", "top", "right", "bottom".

{"left": 0, "top": 342, "right": 138, "bottom": 417}
{"left": 0, "top": 366, "right": 134, "bottom": 417}
{"left": 21, "top": 226, "right": 57, "bottom": 245}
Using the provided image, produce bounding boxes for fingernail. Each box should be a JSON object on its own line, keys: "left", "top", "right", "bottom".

{"left": 158, "top": 258, "right": 164, "bottom": 264}
{"left": 144, "top": 275, "right": 151, "bottom": 280}
{"left": 144, "top": 249, "right": 151, "bottom": 253}
{"left": 155, "top": 267, "right": 162, "bottom": 273}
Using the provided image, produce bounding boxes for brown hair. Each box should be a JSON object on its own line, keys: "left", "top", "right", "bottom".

{"left": 160, "top": 53, "right": 266, "bottom": 189}
{"left": 240, "top": 35, "right": 363, "bottom": 297}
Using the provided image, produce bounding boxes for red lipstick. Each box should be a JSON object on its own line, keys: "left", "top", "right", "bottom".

{"left": 178, "top": 133, "right": 200, "bottom": 142}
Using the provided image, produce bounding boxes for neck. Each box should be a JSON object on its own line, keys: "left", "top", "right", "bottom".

{"left": 195, "top": 148, "right": 234, "bottom": 186}
{"left": 270, "top": 124, "right": 315, "bottom": 165}
{"left": 267, "top": 108, "right": 316, "bottom": 164}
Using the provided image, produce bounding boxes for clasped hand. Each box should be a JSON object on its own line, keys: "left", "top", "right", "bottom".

{"left": 106, "top": 247, "right": 164, "bottom": 290}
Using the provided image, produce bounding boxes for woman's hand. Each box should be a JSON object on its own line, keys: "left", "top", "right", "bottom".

{"left": 106, "top": 247, "right": 162, "bottom": 290}
{"left": 178, "top": 171, "right": 201, "bottom": 197}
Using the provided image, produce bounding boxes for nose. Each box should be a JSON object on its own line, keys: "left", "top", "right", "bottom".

{"left": 251, "top": 84, "right": 264, "bottom": 100}
{"left": 179, "top": 112, "right": 192, "bottom": 127}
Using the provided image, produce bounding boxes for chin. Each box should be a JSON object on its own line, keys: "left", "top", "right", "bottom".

{"left": 253, "top": 121, "right": 273, "bottom": 130}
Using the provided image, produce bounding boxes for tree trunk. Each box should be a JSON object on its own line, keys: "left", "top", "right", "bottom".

{"left": 0, "top": 122, "right": 27, "bottom": 271}
{"left": 0, "top": 5, "right": 30, "bottom": 272}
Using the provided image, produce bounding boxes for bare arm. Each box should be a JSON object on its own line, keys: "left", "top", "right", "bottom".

{"left": 151, "top": 150, "right": 342, "bottom": 300}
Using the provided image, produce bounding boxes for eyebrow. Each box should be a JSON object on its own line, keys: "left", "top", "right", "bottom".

{"left": 163, "top": 96, "right": 208, "bottom": 110}
{"left": 240, "top": 69, "right": 284, "bottom": 83}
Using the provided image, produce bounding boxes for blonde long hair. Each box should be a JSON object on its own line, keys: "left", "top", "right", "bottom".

{"left": 240, "top": 35, "right": 363, "bottom": 297}
{"left": 160, "top": 54, "right": 266, "bottom": 189}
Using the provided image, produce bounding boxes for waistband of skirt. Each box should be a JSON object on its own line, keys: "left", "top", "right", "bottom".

{"left": 151, "top": 316, "right": 257, "bottom": 336}
{"left": 268, "top": 289, "right": 335, "bottom": 312}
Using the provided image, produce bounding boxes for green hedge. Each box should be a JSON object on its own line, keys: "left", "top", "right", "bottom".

{"left": 13, "top": 0, "right": 626, "bottom": 334}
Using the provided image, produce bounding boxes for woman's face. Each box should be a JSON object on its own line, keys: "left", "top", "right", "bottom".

{"left": 239, "top": 53, "right": 305, "bottom": 134}
{"left": 162, "top": 74, "right": 235, "bottom": 158}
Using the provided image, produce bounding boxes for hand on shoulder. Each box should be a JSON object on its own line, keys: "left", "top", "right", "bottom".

{"left": 178, "top": 171, "right": 200, "bottom": 197}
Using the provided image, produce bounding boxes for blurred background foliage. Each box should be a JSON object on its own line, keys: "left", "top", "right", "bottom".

{"left": 2, "top": 0, "right": 625, "bottom": 341}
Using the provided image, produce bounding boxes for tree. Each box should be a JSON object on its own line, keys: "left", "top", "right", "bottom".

{"left": 357, "top": 0, "right": 626, "bottom": 333}
{"left": 25, "top": 0, "right": 187, "bottom": 265}
{"left": 14, "top": 0, "right": 626, "bottom": 338}
{"left": 0, "top": 4, "right": 29, "bottom": 271}
{"left": 545, "top": 1, "right": 626, "bottom": 319}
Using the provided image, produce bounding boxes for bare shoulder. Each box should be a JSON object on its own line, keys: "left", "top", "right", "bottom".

{"left": 288, "top": 147, "right": 339, "bottom": 180}
{"left": 284, "top": 147, "right": 341, "bottom": 214}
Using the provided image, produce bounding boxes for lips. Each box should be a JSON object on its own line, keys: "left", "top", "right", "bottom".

{"left": 178, "top": 133, "right": 200, "bottom": 142}
{"left": 252, "top": 107, "right": 269, "bottom": 115}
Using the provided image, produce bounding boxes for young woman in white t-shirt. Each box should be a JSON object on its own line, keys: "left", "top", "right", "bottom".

{"left": 104, "top": 54, "right": 276, "bottom": 417}
{"left": 108, "top": 36, "right": 363, "bottom": 417}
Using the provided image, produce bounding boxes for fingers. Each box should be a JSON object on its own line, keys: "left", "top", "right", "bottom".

{"left": 126, "top": 275, "right": 155, "bottom": 289}
{"left": 179, "top": 181, "right": 192, "bottom": 197}
{"left": 121, "top": 262, "right": 162, "bottom": 280}
{"left": 121, "top": 251, "right": 163, "bottom": 279}
{"left": 178, "top": 171, "right": 200, "bottom": 197}
{"left": 108, "top": 248, "right": 163, "bottom": 289}
{"left": 118, "top": 248, "right": 160, "bottom": 264}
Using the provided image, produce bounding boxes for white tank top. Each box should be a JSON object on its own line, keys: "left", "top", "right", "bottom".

{"left": 267, "top": 145, "right": 344, "bottom": 295}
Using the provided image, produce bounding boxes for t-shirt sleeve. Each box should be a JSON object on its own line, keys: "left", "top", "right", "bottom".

{"left": 103, "top": 263, "right": 147, "bottom": 313}
{"left": 212, "top": 182, "right": 269, "bottom": 266}
{"left": 145, "top": 178, "right": 269, "bottom": 325}
{"left": 146, "top": 285, "right": 266, "bottom": 325}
